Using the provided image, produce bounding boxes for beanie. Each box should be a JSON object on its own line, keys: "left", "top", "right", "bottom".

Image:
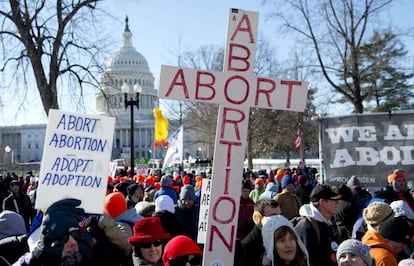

{"left": 387, "top": 169, "right": 406, "bottom": 183}
{"left": 135, "top": 201, "right": 155, "bottom": 217}
{"left": 380, "top": 217, "right": 412, "bottom": 245}
{"left": 297, "top": 175, "right": 307, "bottom": 185}
{"left": 399, "top": 258, "right": 414, "bottom": 266}
{"left": 347, "top": 175, "right": 361, "bottom": 188}
{"left": 182, "top": 175, "right": 191, "bottom": 185}
{"left": 10, "top": 180, "right": 20, "bottom": 189}
{"left": 363, "top": 202, "right": 394, "bottom": 228}
{"left": 161, "top": 175, "right": 172, "bottom": 187}
{"left": 162, "top": 235, "right": 202, "bottom": 265}
{"left": 104, "top": 192, "right": 127, "bottom": 219}
{"left": 0, "top": 210, "right": 26, "bottom": 240}
{"left": 180, "top": 185, "right": 196, "bottom": 201}
{"left": 336, "top": 239, "right": 372, "bottom": 266}
{"left": 155, "top": 195, "right": 175, "bottom": 213}
{"left": 281, "top": 175, "right": 295, "bottom": 189}
{"left": 390, "top": 200, "right": 414, "bottom": 220}
{"left": 254, "top": 178, "right": 264, "bottom": 185}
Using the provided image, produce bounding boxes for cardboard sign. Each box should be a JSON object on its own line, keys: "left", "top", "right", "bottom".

{"left": 197, "top": 178, "right": 212, "bottom": 243}
{"left": 35, "top": 109, "right": 115, "bottom": 213}
{"left": 159, "top": 9, "right": 308, "bottom": 266}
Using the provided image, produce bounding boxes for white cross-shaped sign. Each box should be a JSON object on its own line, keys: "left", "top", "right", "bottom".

{"left": 159, "top": 8, "right": 308, "bottom": 266}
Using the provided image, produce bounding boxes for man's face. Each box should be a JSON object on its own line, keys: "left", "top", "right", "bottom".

{"left": 320, "top": 199, "right": 339, "bottom": 218}
{"left": 255, "top": 183, "right": 263, "bottom": 189}
{"left": 11, "top": 184, "right": 19, "bottom": 193}
{"left": 180, "top": 198, "right": 195, "bottom": 209}
{"left": 134, "top": 187, "right": 144, "bottom": 201}
{"left": 393, "top": 177, "right": 407, "bottom": 192}
{"left": 61, "top": 235, "right": 79, "bottom": 258}
{"left": 263, "top": 205, "right": 282, "bottom": 217}
{"left": 241, "top": 188, "right": 250, "bottom": 199}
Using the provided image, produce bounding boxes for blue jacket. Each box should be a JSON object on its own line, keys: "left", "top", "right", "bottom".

{"left": 154, "top": 187, "right": 178, "bottom": 204}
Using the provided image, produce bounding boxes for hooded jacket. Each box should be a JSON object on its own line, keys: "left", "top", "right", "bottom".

{"left": 361, "top": 230, "right": 398, "bottom": 266}
{"left": 261, "top": 215, "right": 309, "bottom": 266}
{"left": 259, "top": 182, "right": 278, "bottom": 200}
{"left": 294, "top": 203, "right": 340, "bottom": 266}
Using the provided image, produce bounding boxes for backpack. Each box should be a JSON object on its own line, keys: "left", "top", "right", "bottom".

{"left": 290, "top": 216, "right": 320, "bottom": 243}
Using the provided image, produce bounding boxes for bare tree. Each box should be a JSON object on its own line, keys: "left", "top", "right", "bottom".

{"left": 267, "top": 0, "right": 400, "bottom": 113}
{"left": 0, "top": 0, "right": 111, "bottom": 116}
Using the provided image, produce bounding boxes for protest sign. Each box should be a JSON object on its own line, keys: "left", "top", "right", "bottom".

{"left": 159, "top": 8, "right": 308, "bottom": 266}
{"left": 197, "top": 178, "right": 212, "bottom": 244}
{"left": 320, "top": 112, "right": 414, "bottom": 188}
{"left": 35, "top": 109, "right": 115, "bottom": 213}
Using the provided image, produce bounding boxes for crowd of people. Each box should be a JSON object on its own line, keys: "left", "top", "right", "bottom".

{"left": 0, "top": 166, "right": 413, "bottom": 266}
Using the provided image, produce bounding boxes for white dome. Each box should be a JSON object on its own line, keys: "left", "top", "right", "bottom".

{"left": 106, "top": 47, "right": 151, "bottom": 74}
{"left": 105, "top": 18, "right": 151, "bottom": 75}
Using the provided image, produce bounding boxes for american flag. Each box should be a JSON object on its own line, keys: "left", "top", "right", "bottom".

{"left": 294, "top": 127, "right": 301, "bottom": 149}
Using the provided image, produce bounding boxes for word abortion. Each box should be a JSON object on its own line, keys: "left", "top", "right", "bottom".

{"left": 48, "top": 133, "right": 107, "bottom": 152}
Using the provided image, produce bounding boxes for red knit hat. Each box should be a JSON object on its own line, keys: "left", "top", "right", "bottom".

{"left": 128, "top": 217, "right": 171, "bottom": 244}
{"left": 145, "top": 176, "right": 155, "bottom": 185}
{"left": 162, "top": 235, "right": 202, "bottom": 265}
{"left": 182, "top": 175, "right": 191, "bottom": 185}
{"left": 104, "top": 192, "right": 127, "bottom": 219}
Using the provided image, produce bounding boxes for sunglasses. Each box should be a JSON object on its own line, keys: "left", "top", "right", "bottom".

{"left": 167, "top": 254, "right": 202, "bottom": 266}
{"left": 44, "top": 228, "right": 80, "bottom": 248}
{"left": 137, "top": 240, "right": 164, "bottom": 249}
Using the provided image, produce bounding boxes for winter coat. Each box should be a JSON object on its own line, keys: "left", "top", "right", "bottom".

{"left": 239, "top": 225, "right": 264, "bottom": 266}
{"left": 2, "top": 192, "right": 33, "bottom": 229}
{"left": 132, "top": 255, "right": 163, "bottom": 266}
{"left": 259, "top": 183, "right": 277, "bottom": 200}
{"left": 362, "top": 230, "right": 398, "bottom": 266}
{"left": 0, "top": 234, "right": 29, "bottom": 265}
{"left": 237, "top": 197, "right": 255, "bottom": 240}
{"left": 174, "top": 202, "right": 199, "bottom": 241}
{"left": 294, "top": 203, "right": 340, "bottom": 266}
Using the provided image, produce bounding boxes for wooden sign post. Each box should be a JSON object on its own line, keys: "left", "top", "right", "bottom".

{"left": 159, "top": 8, "right": 308, "bottom": 266}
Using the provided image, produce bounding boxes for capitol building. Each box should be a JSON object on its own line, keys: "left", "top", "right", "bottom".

{"left": 0, "top": 18, "right": 158, "bottom": 172}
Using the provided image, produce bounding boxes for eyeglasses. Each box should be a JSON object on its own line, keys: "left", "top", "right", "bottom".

{"left": 138, "top": 240, "right": 164, "bottom": 249}
{"left": 44, "top": 227, "right": 80, "bottom": 248}
{"left": 167, "top": 254, "right": 201, "bottom": 266}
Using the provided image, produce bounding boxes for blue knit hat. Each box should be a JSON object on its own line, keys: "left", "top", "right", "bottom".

{"left": 281, "top": 175, "right": 295, "bottom": 189}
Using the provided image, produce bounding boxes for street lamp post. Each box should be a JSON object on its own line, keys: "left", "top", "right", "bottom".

{"left": 121, "top": 83, "right": 142, "bottom": 176}
{"left": 4, "top": 145, "right": 12, "bottom": 172}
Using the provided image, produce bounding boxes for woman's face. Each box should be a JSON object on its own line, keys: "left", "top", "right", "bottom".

{"left": 140, "top": 243, "right": 163, "bottom": 263}
{"left": 338, "top": 253, "right": 366, "bottom": 266}
{"left": 275, "top": 230, "right": 297, "bottom": 263}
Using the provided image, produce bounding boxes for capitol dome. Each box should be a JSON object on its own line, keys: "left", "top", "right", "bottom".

{"left": 105, "top": 20, "right": 151, "bottom": 75}
{"left": 99, "top": 16, "right": 155, "bottom": 92}
{"left": 96, "top": 16, "right": 158, "bottom": 162}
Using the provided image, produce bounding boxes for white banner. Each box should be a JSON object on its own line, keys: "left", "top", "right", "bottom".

{"left": 162, "top": 126, "right": 183, "bottom": 169}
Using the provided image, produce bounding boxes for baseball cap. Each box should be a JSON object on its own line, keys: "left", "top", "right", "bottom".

{"left": 310, "top": 184, "right": 341, "bottom": 202}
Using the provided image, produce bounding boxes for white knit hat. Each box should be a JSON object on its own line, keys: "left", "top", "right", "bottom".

{"left": 155, "top": 195, "right": 175, "bottom": 213}
{"left": 261, "top": 215, "right": 309, "bottom": 266}
{"left": 390, "top": 200, "right": 414, "bottom": 220}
